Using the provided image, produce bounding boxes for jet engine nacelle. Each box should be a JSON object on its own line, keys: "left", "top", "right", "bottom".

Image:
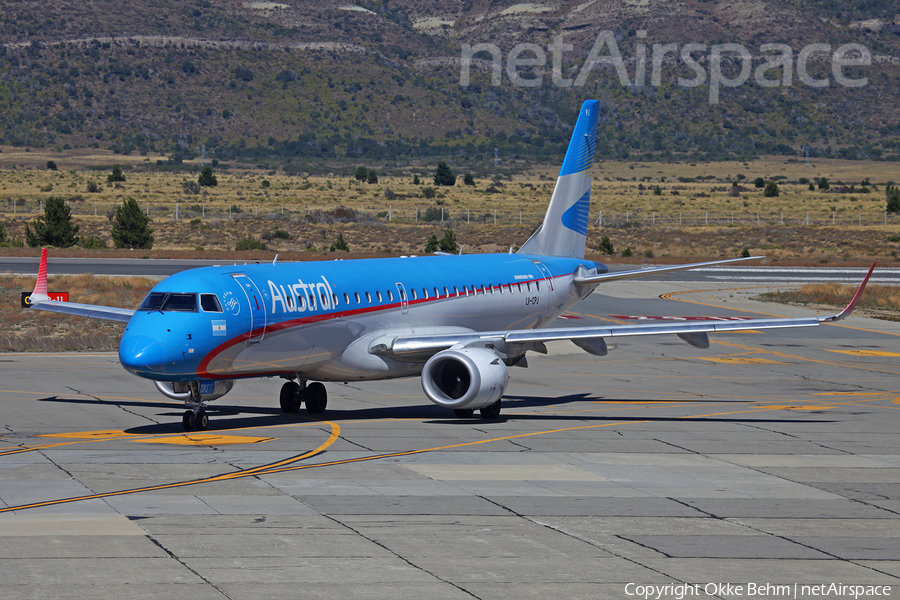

{"left": 421, "top": 348, "right": 509, "bottom": 410}
{"left": 154, "top": 380, "right": 234, "bottom": 402}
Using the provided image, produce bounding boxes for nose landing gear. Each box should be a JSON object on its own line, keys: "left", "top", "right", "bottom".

{"left": 181, "top": 382, "right": 209, "bottom": 431}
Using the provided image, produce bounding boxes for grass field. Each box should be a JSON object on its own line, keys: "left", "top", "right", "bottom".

{"left": 1, "top": 150, "right": 898, "bottom": 265}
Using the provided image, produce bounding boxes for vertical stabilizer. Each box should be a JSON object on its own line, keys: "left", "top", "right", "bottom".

{"left": 518, "top": 100, "right": 599, "bottom": 258}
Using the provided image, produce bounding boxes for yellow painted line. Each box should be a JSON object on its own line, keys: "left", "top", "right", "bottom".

{"left": 700, "top": 357, "right": 787, "bottom": 365}
{"left": 0, "top": 421, "right": 342, "bottom": 514}
{"left": 761, "top": 405, "right": 835, "bottom": 411}
{"left": 827, "top": 350, "right": 900, "bottom": 357}
{"left": 138, "top": 433, "right": 275, "bottom": 446}
{"left": 36, "top": 430, "right": 141, "bottom": 440}
{"left": 711, "top": 340, "right": 900, "bottom": 376}
{"left": 819, "top": 391, "right": 880, "bottom": 396}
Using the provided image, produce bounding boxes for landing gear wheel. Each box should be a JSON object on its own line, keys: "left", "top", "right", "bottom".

{"left": 454, "top": 408, "right": 475, "bottom": 418}
{"left": 280, "top": 381, "right": 301, "bottom": 413}
{"left": 305, "top": 382, "right": 327, "bottom": 414}
{"left": 480, "top": 400, "right": 501, "bottom": 419}
{"left": 182, "top": 410, "right": 196, "bottom": 431}
{"left": 196, "top": 410, "right": 209, "bottom": 431}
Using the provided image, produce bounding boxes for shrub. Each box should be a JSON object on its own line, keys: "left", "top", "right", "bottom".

{"left": 421, "top": 206, "right": 448, "bottom": 222}
{"left": 86, "top": 181, "right": 101, "bottom": 193}
{"left": 330, "top": 233, "right": 350, "bottom": 251}
{"left": 764, "top": 181, "right": 780, "bottom": 197}
{"left": 261, "top": 179, "right": 271, "bottom": 188}
{"left": 412, "top": 174, "right": 420, "bottom": 185}
{"left": 46, "top": 160, "right": 57, "bottom": 171}
{"left": 818, "top": 177, "right": 830, "bottom": 191}
{"left": 621, "top": 247, "right": 633, "bottom": 257}
{"left": 272, "top": 230, "right": 291, "bottom": 239}
{"left": 235, "top": 237, "right": 266, "bottom": 251}
{"left": 653, "top": 185, "right": 662, "bottom": 196}
{"left": 463, "top": 173, "right": 475, "bottom": 186}
{"left": 754, "top": 177, "right": 766, "bottom": 188}
{"left": 354, "top": 166, "right": 368, "bottom": 182}
{"left": 887, "top": 185, "right": 900, "bottom": 214}
{"left": 81, "top": 235, "right": 107, "bottom": 249}
{"left": 422, "top": 186, "right": 437, "bottom": 199}
{"left": 0, "top": 221, "right": 7, "bottom": 244}
{"left": 367, "top": 170, "right": 378, "bottom": 184}
{"left": 107, "top": 165, "right": 126, "bottom": 183}
{"left": 598, "top": 236, "right": 615, "bottom": 255}
{"left": 183, "top": 181, "right": 201, "bottom": 194}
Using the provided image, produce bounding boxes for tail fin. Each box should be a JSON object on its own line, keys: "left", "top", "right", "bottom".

{"left": 518, "top": 100, "right": 599, "bottom": 258}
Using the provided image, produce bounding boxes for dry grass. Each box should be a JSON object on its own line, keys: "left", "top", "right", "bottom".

{"left": 0, "top": 156, "right": 898, "bottom": 264}
{"left": 758, "top": 283, "right": 900, "bottom": 321}
{"left": 0, "top": 274, "right": 155, "bottom": 352}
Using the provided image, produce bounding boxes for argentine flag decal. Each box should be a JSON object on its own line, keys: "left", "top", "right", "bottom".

{"left": 212, "top": 320, "right": 227, "bottom": 336}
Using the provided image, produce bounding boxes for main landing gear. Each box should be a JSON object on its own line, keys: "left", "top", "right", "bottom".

{"left": 280, "top": 380, "right": 328, "bottom": 415}
{"left": 182, "top": 381, "right": 209, "bottom": 431}
{"left": 454, "top": 399, "right": 502, "bottom": 419}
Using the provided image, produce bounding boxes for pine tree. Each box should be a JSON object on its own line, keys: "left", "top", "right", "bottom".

{"left": 424, "top": 233, "right": 439, "bottom": 253}
{"left": 0, "top": 221, "right": 8, "bottom": 244}
{"left": 354, "top": 166, "right": 368, "bottom": 182}
{"left": 439, "top": 228, "right": 458, "bottom": 253}
{"left": 330, "top": 233, "right": 350, "bottom": 252}
{"left": 198, "top": 165, "right": 218, "bottom": 187}
{"left": 107, "top": 164, "right": 126, "bottom": 183}
{"left": 887, "top": 185, "right": 900, "bottom": 214}
{"left": 433, "top": 161, "right": 456, "bottom": 186}
{"left": 25, "top": 196, "right": 79, "bottom": 248}
{"left": 111, "top": 197, "right": 154, "bottom": 249}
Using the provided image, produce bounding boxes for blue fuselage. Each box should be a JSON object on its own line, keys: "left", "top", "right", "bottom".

{"left": 119, "top": 253, "right": 605, "bottom": 383}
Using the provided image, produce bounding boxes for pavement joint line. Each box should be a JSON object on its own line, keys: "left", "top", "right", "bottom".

{"left": 0, "top": 421, "right": 342, "bottom": 513}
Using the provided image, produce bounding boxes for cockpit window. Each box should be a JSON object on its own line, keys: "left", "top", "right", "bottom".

{"left": 138, "top": 292, "right": 166, "bottom": 311}
{"left": 138, "top": 292, "right": 197, "bottom": 312}
{"left": 200, "top": 293, "right": 223, "bottom": 313}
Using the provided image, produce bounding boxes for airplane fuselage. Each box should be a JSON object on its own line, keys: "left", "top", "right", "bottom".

{"left": 118, "top": 253, "right": 604, "bottom": 384}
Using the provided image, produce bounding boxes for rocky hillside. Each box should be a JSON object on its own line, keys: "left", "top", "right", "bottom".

{"left": 0, "top": 0, "right": 898, "bottom": 167}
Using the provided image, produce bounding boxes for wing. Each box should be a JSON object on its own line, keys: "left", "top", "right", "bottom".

{"left": 26, "top": 248, "right": 136, "bottom": 323}
{"left": 374, "top": 263, "right": 876, "bottom": 360}
{"left": 574, "top": 255, "right": 764, "bottom": 285}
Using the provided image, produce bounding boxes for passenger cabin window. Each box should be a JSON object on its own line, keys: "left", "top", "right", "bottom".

{"left": 387, "top": 290, "right": 394, "bottom": 302}
{"left": 355, "top": 292, "right": 361, "bottom": 304}
{"left": 200, "top": 294, "right": 223, "bottom": 312}
{"left": 453, "top": 286, "right": 459, "bottom": 296}
{"left": 436, "top": 287, "right": 442, "bottom": 298}
{"left": 410, "top": 289, "right": 417, "bottom": 300}
{"left": 365, "top": 291, "right": 372, "bottom": 303}
{"left": 344, "top": 293, "right": 350, "bottom": 304}
{"left": 536, "top": 281, "right": 541, "bottom": 291}
{"left": 138, "top": 292, "right": 197, "bottom": 312}
{"left": 526, "top": 282, "right": 532, "bottom": 292}
{"left": 332, "top": 293, "right": 339, "bottom": 306}
{"left": 376, "top": 291, "right": 382, "bottom": 302}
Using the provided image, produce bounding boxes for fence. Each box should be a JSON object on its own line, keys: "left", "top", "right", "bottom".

{"left": 2, "top": 198, "right": 899, "bottom": 229}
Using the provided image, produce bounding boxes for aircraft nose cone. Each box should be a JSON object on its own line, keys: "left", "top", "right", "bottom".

{"left": 119, "top": 335, "right": 165, "bottom": 375}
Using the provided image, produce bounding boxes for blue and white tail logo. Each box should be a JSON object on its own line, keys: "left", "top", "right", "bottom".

{"left": 518, "top": 100, "right": 599, "bottom": 258}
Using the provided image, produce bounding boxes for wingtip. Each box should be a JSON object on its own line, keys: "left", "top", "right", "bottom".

{"left": 821, "top": 262, "right": 875, "bottom": 322}
{"left": 30, "top": 248, "right": 49, "bottom": 303}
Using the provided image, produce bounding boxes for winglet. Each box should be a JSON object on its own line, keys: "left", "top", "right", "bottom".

{"left": 820, "top": 263, "right": 875, "bottom": 322}
{"left": 30, "top": 248, "right": 50, "bottom": 304}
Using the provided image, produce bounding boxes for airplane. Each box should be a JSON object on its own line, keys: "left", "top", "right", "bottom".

{"left": 26, "top": 100, "right": 874, "bottom": 431}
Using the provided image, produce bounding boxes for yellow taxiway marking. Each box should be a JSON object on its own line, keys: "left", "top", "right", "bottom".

{"left": 761, "top": 405, "right": 835, "bottom": 411}
{"left": 700, "top": 357, "right": 787, "bottom": 365}
{"left": 0, "top": 420, "right": 342, "bottom": 514}
{"left": 36, "top": 430, "right": 140, "bottom": 440}
{"left": 827, "top": 350, "right": 900, "bottom": 357}
{"left": 139, "top": 433, "right": 275, "bottom": 446}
